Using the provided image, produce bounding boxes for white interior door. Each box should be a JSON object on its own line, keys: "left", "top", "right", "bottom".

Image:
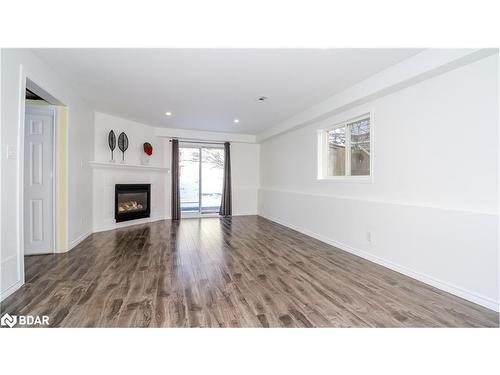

{"left": 24, "top": 106, "right": 54, "bottom": 255}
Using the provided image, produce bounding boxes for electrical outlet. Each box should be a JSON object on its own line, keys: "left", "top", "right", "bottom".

{"left": 6, "top": 145, "right": 17, "bottom": 160}
{"left": 366, "top": 231, "right": 372, "bottom": 243}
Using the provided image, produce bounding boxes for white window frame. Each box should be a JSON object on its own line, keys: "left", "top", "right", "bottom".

{"left": 317, "top": 112, "right": 373, "bottom": 182}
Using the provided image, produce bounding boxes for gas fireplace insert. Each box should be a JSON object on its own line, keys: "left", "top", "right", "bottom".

{"left": 115, "top": 184, "right": 151, "bottom": 222}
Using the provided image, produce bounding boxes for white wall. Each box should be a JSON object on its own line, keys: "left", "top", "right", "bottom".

{"left": 94, "top": 112, "right": 168, "bottom": 167}
{"left": 259, "top": 54, "right": 499, "bottom": 310}
{"left": 1, "top": 49, "right": 94, "bottom": 300}
{"left": 92, "top": 112, "right": 260, "bottom": 232}
{"left": 231, "top": 142, "right": 260, "bottom": 215}
{"left": 156, "top": 124, "right": 261, "bottom": 216}
{"left": 92, "top": 112, "right": 170, "bottom": 232}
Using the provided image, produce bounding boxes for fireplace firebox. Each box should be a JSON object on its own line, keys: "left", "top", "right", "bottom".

{"left": 115, "top": 184, "right": 151, "bottom": 222}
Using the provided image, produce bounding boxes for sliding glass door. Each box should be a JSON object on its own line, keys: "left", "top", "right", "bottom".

{"left": 179, "top": 147, "right": 200, "bottom": 213}
{"left": 201, "top": 148, "right": 224, "bottom": 212}
{"left": 179, "top": 144, "right": 224, "bottom": 215}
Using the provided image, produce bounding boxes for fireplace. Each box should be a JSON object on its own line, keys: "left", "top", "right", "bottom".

{"left": 115, "top": 184, "right": 151, "bottom": 222}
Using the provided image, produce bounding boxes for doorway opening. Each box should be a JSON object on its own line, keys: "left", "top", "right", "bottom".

{"left": 179, "top": 143, "right": 224, "bottom": 216}
{"left": 21, "top": 78, "right": 67, "bottom": 283}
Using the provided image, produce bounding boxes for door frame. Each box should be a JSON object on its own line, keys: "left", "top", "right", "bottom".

{"left": 17, "top": 73, "right": 61, "bottom": 284}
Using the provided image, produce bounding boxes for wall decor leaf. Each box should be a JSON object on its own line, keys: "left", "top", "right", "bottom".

{"left": 108, "top": 130, "right": 116, "bottom": 150}
{"left": 118, "top": 132, "right": 129, "bottom": 152}
{"left": 108, "top": 130, "right": 116, "bottom": 160}
{"left": 118, "top": 132, "right": 129, "bottom": 161}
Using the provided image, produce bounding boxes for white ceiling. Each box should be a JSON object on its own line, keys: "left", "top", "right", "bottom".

{"left": 32, "top": 49, "right": 422, "bottom": 134}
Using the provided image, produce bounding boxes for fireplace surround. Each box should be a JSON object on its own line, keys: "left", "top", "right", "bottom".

{"left": 115, "top": 184, "right": 151, "bottom": 222}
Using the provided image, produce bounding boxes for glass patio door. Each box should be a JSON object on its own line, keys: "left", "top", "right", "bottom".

{"left": 179, "top": 145, "right": 224, "bottom": 215}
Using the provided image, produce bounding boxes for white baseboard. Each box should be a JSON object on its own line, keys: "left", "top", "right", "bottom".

{"left": 69, "top": 231, "right": 92, "bottom": 251}
{"left": 0, "top": 279, "right": 23, "bottom": 302}
{"left": 233, "top": 212, "right": 258, "bottom": 217}
{"left": 260, "top": 213, "right": 499, "bottom": 312}
{"left": 92, "top": 216, "right": 169, "bottom": 233}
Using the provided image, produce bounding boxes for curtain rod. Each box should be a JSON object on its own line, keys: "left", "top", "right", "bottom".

{"left": 169, "top": 139, "right": 226, "bottom": 145}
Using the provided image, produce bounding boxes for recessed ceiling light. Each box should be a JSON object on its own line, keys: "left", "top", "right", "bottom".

{"left": 165, "top": 112, "right": 172, "bottom": 116}
{"left": 233, "top": 119, "right": 240, "bottom": 123}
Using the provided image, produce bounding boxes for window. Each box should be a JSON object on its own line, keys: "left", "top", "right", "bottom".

{"left": 318, "top": 114, "right": 371, "bottom": 179}
{"left": 179, "top": 145, "right": 224, "bottom": 214}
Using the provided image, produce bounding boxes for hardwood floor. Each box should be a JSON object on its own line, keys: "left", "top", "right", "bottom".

{"left": 1, "top": 216, "right": 498, "bottom": 327}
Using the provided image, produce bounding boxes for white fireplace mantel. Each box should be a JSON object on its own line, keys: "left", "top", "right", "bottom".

{"left": 89, "top": 161, "right": 170, "bottom": 173}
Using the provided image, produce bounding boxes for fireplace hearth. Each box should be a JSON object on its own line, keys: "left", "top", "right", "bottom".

{"left": 115, "top": 184, "right": 151, "bottom": 222}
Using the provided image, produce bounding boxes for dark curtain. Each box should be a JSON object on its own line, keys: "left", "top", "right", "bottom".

{"left": 219, "top": 141, "right": 232, "bottom": 216}
{"left": 171, "top": 139, "right": 181, "bottom": 220}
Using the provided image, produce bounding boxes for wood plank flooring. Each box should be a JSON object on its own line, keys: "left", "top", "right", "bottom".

{"left": 1, "top": 216, "right": 498, "bottom": 327}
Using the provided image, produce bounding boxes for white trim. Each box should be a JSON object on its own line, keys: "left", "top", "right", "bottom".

{"left": 0, "top": 51, "right": 2, "bottom": 302}
{"left": 155, "top": 126, "right": 256, "bottom": 143}
{"left": 52, "top": 108, "right": 58, "bottom": 254}
{"left": 17, "top": 65, "right": 27, "bottom": 290}
{"left": 259, "top": 213, "right": 499, "bottom": 312}
{"left": 180, "top": 141, "right": 224, "bottom": 149}
{"left": 0, "top": 280, "right": 24, "bottom": 302}
{"left": 92, "top": 216, "right": 170, "bottom": 233}
{"left": 181, "top": 212, "right": 258, "bottom": 218}
{"left": 89, "top": 161, "right": 169, "bottom": 173}
{"left": 62, "top": 106, "right": 70, "bottom": 253}
{"left": 259, "top": 187, "right": 499, "bottom": 216}
{"left": 316, "top": 176, "right": 372, "bottom": 183}
{"left": 199, "top": 146, "right": 203, "bottom": 215}
{"left": 345, "top": 121, "right": 351, "bottom": 176}
{"left": 0, "top": 253, "right": 22, "bottom": 302}
{"left": 181, "top": 212, "right": 220, "bottom": 219}
{"left": 232, "top": 212, "right": 258, "bottom": 217}
{"left": 68, "top": 231, "right": 92, "bottom": 251}
{"left": 318, "top": 112, "right": 372, "bottom": 181}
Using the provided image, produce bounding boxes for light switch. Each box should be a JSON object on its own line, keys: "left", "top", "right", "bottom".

{"left": 6, "top": 145, "right": 17, "bottom": 160}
